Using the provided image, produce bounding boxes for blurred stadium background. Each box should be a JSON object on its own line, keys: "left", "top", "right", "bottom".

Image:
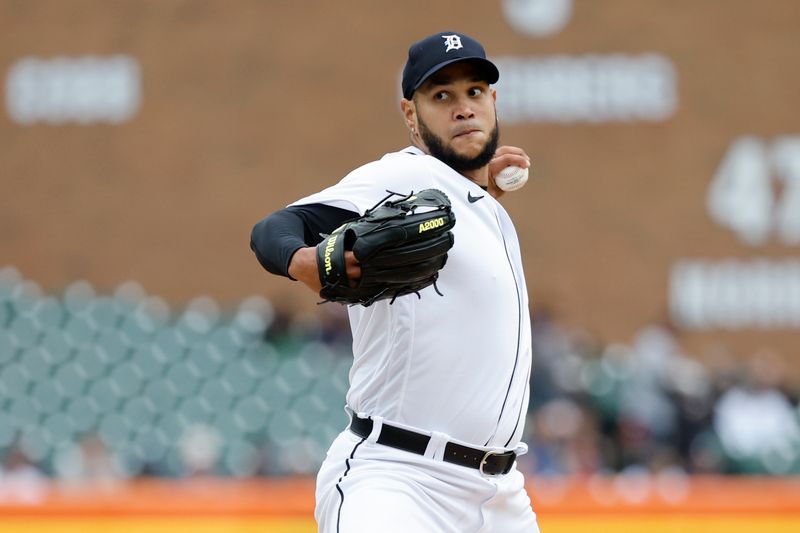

{"left": 1, "top": 1, "right": 799, "bottom": 532}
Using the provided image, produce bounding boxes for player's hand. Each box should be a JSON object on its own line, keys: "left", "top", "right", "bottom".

{"left": 487, "top": 146, "right": 531, "bottom": 199}
{"left": 288, "top": 247, "right": 361, "bottom": 292}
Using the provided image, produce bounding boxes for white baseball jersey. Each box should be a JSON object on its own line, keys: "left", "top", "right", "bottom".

{"left": 293, "top": 146, "right": 532, "bottom": 450}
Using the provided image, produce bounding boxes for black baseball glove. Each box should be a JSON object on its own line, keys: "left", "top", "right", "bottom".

{"left": 316, "top": 189, "right": 456, "bottom": 306}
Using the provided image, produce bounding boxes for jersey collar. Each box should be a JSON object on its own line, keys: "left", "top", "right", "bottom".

{"left": 402, "top": 146, "right": 425, "bottom": 156}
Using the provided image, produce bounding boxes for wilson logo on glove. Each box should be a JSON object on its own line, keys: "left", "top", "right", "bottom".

{"left": 322, "top": 234, "right": 338, "bottom": 276}
{"left": 315, "top": 189, "right": 456, "bottom": 306}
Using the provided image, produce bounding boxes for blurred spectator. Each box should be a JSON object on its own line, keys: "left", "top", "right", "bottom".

{"left": 52, "top": 434, "right": 122, "bottom": 486}
{"left": 179, "top": 424, "right": 222, "bottom": 477}
{"left": 0, "top": 442, "right": 46, "bottom": 503}
{"left": 712, "top": 349, "right": 800, "bottom": 474}
{"left": 523, "top": 399, "right": 605, "bottom": 476}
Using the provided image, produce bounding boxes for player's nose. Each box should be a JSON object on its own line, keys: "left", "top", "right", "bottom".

{"left": 454, "top": 104, "right": 475, "bottom": 120}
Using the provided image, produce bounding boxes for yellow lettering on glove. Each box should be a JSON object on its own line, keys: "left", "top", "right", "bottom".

{"left": 419, "top": 217, "right": 445, "bottom": 233}
{"left": 323, "top": 234, "right": 338, "bottom": 275}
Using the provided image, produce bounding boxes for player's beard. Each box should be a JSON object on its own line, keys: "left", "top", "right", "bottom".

{"left": 417, "top": 114, "right": 500, "bottom": 173}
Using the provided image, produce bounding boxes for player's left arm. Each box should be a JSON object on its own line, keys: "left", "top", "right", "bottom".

{"left": 487, "top": 146, "right": 531, "bottom": 199}
{"left": 250, "top": 203, "right": 359, "bottom": 287}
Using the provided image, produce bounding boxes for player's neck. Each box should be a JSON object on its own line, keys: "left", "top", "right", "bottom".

{"left": 460, "top": 167, "right": 489, "bottom": 187}
{"left": 411, "top": 140, "right": 490, "bottom": 186}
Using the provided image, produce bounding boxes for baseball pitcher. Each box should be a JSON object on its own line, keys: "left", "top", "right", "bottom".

{"left": 250, "top": 31, "right": 539, "bottom": 533}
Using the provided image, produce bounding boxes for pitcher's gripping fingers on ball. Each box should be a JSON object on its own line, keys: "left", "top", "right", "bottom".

{"left": 494, "top": 165, "right": 529, "bottom": 192}
{"left": 488, "top": 146, "right": 531, "bottom": 197}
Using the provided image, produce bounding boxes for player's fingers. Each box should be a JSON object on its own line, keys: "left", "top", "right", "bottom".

{"left": 492, "top": 146, "right": 531, "bottom": 167}
{"left": 344, "top": 252, "right": 362, "bottom": 283}
{"left": 491, "top": 151, "right": 531, "bottom": 169}
{"left": 493, "top": 145, "right": 529, "bottom": 158}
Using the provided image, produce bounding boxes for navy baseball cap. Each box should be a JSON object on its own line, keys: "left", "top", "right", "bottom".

{"left": 401, "top": 31, "right": 499, "bottom": 99}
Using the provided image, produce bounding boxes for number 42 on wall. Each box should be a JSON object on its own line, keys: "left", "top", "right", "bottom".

{"left": 707, "top": 136, "right": 800, "bottom": 246}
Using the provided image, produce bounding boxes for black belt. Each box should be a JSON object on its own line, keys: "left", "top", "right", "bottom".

{"left": 349, "top": 416, "right": 516, "bottom": 476}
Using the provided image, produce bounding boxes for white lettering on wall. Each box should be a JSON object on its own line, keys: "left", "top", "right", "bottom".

{"left": 670, "top": 259, "right": 800, "bottom": 329}
{"left": 5, "top": 55, "right": 141, "bottom": 125}
{"left": 502, "top": 0, "right": 574, "bottom": 37}
{"left": 707, "top": 136, "right": 800, "bottom": 246}
{"left": 493, "top": 54, "right": 677, "bottom": 123}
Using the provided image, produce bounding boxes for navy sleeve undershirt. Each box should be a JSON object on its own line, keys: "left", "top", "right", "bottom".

{"left": 250, "top": 203, "right": 358, "bottom": 279}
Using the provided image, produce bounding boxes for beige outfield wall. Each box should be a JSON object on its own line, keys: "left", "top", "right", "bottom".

{"left": 2, "top": 1, "right": 799, "bottom": 361}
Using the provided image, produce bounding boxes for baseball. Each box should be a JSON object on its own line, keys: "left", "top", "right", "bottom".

{"left": 494, "top": 165, "right": 529, "bottom": 192}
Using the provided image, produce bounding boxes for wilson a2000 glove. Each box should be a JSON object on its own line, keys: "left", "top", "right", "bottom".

{"left": 316, "top": 189, "right": 456, "bottom": 306}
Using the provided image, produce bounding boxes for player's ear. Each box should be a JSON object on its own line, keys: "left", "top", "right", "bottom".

{"left": 400, "top": 98, "right": 417, "bottom": 132}
{"left": 491, "top": 88, "right": 496, "bottom": 102}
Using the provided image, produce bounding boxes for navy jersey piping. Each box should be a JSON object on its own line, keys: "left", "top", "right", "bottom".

{"left": 335, "top": 431, "right": 367, "bottom": 532}
{"left": 485, "top": 214, "right": 523, "bottom": 447}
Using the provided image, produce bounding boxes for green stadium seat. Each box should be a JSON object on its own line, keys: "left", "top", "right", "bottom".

{"left": 165, "top": 361, "right": 201, "bottom": 397}
{"left": 53, "top": 363, "right": 88, "bottom": 399}
{"left": 134, "top": 426, "right": 170, "bottom": 463}
{"left": 129, "top": 345, "right": 169, "bottom": 380}
{"left": 38, "top": 330, "right": 74, "bottom": 365}
{"left": 26, "top": 296, "right": 66, "bottom": 331}
{"left": 86, "top": 380, "right": 122, "bottom": 414}
{"left": 113, "top": 281, "right": 147, "bottom": 310}
{"left": 156, "top": 411, "right": 188, "bottom": 443}
{"left": 232, "top": 396, "right": 271, "bottom": 433}
{"left": 41, "top": 413, "right": 76, "bottom": 450}
{"left": 108, "top": 361, "right": 146, "bottom": 399}
{"left": 7, "top": 315, "right": 41, "bottom": 348}
{"left": 276, "top": 356, "right": 315, "bottom": 395}
{"left": 184, "top": 343, "right": 226, "bottom": 380}
{"left": 1, "top": 363, "right": 32, "bottom": 398}
{"left": 220, "top": 360, "right": 257, "bottom": 396}
{"left": 254, "top": 376, "right": 292, "bottom": 413}
{"left": 84, "top": 296, "right": 123, "bottom": 331}
{"left": 64, "top": 397, "right": 101, "bottom": 433}
{"left": 222, "top": 438, "right": 259, "bottom": 477}
{"left": 123, "top": 397, "right": 158, "bottom": 427}
{"left": 62, "top": 315, "right": 98, "bottom": 349}
{"left": 152, "top": 329, "right": 191, "bottom": 361}
{"left": 0, "top": 266, "right": 23, "bottom": 296}
{"left": 95, "top": 329, "right": 133, "bottom": 366}
{"left": 142, "top": 380, "right": 180, "bottom": 412}
{"left": 30, "top": 380, "right": 65, "bottom": 415}
{"left": 8, "top": 396, "right": 40, "bottom": 431}
{"left": 97, "top": 413, "right": 133, "bottom": 449}
{"left": 177, "top": 397, "right": 215, "bottom": 426}
{"left": 18, "top": 346, "right": 52, "bottom": 382}
{"left": 266, "top": 409, "right": 305, "bottom": 446}
{"left": 18, "top": 426, "right": 50, "bottom": 462}
{"left": 199, "top": 380, "right": 236, "bottom": 412}
{"left": 7, "top": 280, "right": 44, "bottom": 315}
{"left": 232, "top": 295, "right": 274, "bottom": 337}
{"left": 73, "top": 346, "right": 109, "bottom": 381}
{"left": 62, "top": 280, "right": 96, "bottom": 314}
{"left": 0, "top": 331, "right": 21, "bottom": 365}
{"left": 0, "top": 412, "right": 17, "bottom": 448}
{"left": 0, "top": 301, "right": 12, "bottom": 328}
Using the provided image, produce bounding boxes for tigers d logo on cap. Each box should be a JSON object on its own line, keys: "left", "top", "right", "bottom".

{"left": 401, "top": 31, "right": 499, "bottom": 100}
{"left": 442, "top": 35, "right": 463, "bottom": 52}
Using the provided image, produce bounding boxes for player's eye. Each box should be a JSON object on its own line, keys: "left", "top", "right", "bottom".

{"left": 433, "top": 91, "right": 449, "bottom": 102}
{"left": 468, "top": 87, "right": 484, "bottom": 97}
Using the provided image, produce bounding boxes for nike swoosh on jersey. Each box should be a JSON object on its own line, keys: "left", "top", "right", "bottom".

{"left": 467, "top": 192, "right": 484, "bottom": 203}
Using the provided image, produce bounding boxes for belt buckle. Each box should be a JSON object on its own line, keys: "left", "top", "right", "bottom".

{"left": 479, "top": 450, "right": 502, "bottom": 476}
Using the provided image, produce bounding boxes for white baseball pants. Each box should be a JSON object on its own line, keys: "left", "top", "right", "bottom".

{"left": 315, "top": 428, "right": 541, "bottom": 533}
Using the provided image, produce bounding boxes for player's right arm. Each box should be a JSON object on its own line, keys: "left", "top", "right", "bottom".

{"left": 250, "top": 204, "right": 361, "bottom": 293}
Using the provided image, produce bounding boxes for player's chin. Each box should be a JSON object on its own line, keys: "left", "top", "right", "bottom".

{"left": 450, "top": 133, "right": 488, "bottom": 156}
